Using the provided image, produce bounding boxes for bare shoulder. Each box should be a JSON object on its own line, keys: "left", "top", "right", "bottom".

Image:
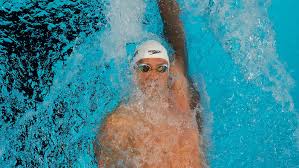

{"left": 94, "top": 105, "right": 135, "bottom": 160}
{"left": 100, "top": 105, "right": 135, "bottom": 136}
{"left": 94, "top": 105, "right": 136, "bottom": 167}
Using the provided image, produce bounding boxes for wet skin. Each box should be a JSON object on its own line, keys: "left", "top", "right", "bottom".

{"left": 94, "top": 58, "right": 205, "bottom": 168}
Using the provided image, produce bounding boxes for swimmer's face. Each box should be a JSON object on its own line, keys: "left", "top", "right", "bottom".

{"left": 134, "top": 58, "right": 169, "bottom": 93}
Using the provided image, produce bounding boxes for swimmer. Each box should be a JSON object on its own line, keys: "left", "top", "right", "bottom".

{"left": 94, "top": 0, "right": 206, "bottom": 167}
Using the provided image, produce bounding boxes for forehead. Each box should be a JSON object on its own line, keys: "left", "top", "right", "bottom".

{"left": 137, "top": 58, "right": 168, "bottom": 65}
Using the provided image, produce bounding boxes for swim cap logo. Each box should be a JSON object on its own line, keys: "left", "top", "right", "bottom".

{"left": 148, "top": 50, "right": 161, "bottom": 55}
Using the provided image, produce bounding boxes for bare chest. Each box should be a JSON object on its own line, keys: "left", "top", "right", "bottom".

{"left": 124, "top": 120, "right": 201, "bottom": 167}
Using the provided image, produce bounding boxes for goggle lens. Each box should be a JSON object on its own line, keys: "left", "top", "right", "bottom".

{"left": 157, "top": 65, "right": 168, "bottom": 73}
{"left": 136, "top": 64, "right": 168, "bottom": 73}
{"left": 138, "top": 64, "right": 151, "bottom": 72}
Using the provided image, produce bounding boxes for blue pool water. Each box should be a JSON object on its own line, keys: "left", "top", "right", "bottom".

{"left": 179, "top": 0, "right": 299, "bottom": 167}
{"left": 0, "top": 0, "right": 298, "bottom": 167}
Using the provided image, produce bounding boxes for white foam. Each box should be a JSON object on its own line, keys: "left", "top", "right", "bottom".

{"left": 186, "top": 0, "right": 294, "bottom": 111}
{"left": 100, "top": 0, "right": 146, "bottom": 62}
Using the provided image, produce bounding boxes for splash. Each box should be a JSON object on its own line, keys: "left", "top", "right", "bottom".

{"left": 99, "top": 0, "right": 151, "bottom": 99}
{"left": 96, "top": 83, "right": 207, "bottom": 167}
{"left": 100, "top": 0, "right": 146, "bottom": 62}
{"left": 0, "top": 0, "right": 155, "bottom": 166}
{"left": 0, "top": 0, "right": 116, "bottom": 167}
{"left": 183, "top": 0, "right": 295, "bottom": 111}
{"left": 31, "top": 0, "right": 149, "bottom": 166}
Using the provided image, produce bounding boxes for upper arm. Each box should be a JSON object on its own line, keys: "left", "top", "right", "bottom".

{"left": 169, "top": 63, "right": 201, "bottom": 122}
{"left": 157, "top": 0, "right": 187, "bottom": 74}
{"left": 158, "top": 0, "right": 200, "bottom": 112}
{"left": 169, "top": 64, "right": 190, "bottom": 112}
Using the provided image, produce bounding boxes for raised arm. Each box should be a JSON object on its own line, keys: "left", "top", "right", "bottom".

{"left": 158, "top": 0, "right": 201, "bottom": 130}
{"left": 157, "top": 0, "right": 187, "bottom": 74}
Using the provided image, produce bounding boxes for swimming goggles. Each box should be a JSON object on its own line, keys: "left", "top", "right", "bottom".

{"left": 135, "top": 63, "right": 169, "bottom": 73}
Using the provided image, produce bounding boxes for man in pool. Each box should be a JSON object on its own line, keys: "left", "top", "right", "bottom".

{"left": 94, "top": 0, "right": 206, "bottom": 167}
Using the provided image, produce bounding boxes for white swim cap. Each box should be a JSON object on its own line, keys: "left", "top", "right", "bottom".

{"left": 133, "top": 40, "right": 169, "bottom": 65}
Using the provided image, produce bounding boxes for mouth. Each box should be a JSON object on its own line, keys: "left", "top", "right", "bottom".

{"left": 144, "top": 80, "right": 160, "bottom": 88}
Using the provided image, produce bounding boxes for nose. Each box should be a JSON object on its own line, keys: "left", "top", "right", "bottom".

{"left": 146, "top": 71, "right": 159, "bottom": 81}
